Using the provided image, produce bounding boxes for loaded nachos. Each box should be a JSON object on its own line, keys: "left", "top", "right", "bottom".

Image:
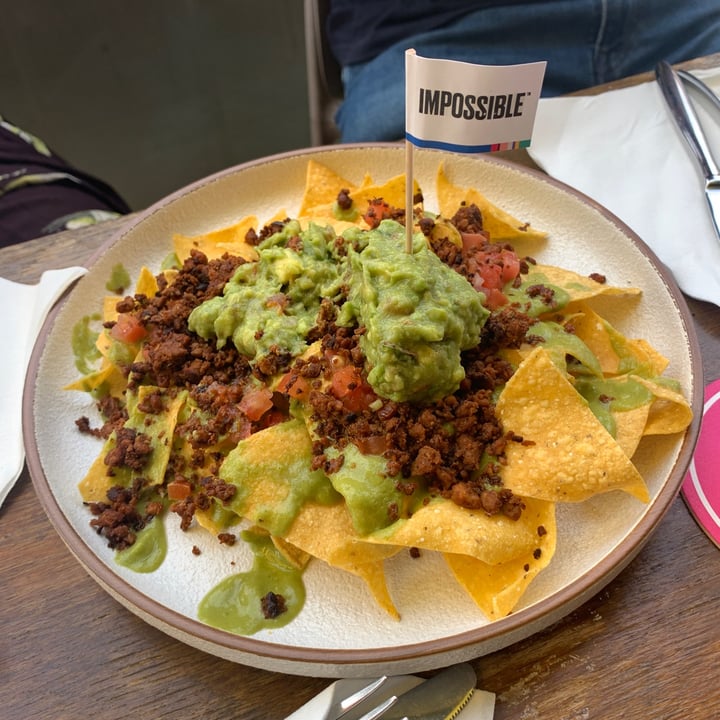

{"left": 67, "top": 159, "right": 693, "bottom": 632}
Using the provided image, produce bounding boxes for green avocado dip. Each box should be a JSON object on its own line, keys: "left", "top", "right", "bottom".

{"left": 338, "top": 220, "right": 489, "bottom": 402}
{"left": 188, "top": 220, "right": 345, "bottom": 360}
{"left": 188, "top": 218, "right": 489, "bottom": 403}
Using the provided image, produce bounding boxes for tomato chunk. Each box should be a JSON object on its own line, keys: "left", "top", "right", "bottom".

{"left": 331, "top": 364, "right": 377, "bottom": 413}
{"left": 167, "top": 480, "right": 192, "bottom": 500}
{"left": 355, "top": 434, "right": 387, "bottom": 456}
{"left": 276, "top": 372, "right": 311, "bottom": 400}
{"left": 462, "top": 240, "right": 522, "bottom": 309}
{"left": 110, "top": 313, "right": 147, "bottom": 344}
{"left": 363, "top": 198, "right": 393, "bottom": 229}
{"left": 239, "top": 387, "right": 274, "bottom": 421}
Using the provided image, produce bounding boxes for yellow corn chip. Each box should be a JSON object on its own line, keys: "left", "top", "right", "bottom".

{"left": 496, "top": 346, "right": 649, "bottom": 502}
{"left": 632, "top": 376, "right": 694, "bottom": 435}
{"left": 445, "top": 497, "right": 556, "bottom": 620}
{"left": 437, "top": 163, "right": 547, "bottom": 243}
{"left": 529, "top": 265, "right": 642, "bottom": 304}
{"left": 298, "top": 159, "right": 358, "bottom": 216}
{"left": 173, "top": 215, "right": 259, "bottom": 262}
{"left": 364, "top": 496, "right": 553, "bottom": 566}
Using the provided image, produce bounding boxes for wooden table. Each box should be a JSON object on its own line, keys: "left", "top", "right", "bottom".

{"left": 3, "top": 58, "right": 720, "bottom": 720}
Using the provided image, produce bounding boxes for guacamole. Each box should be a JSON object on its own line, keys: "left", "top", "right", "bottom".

{"left": 338, "top": 220, "right": 489, "bottom": 402}
{"left": 189, "top": 218, "right": 488, "bottom": 403}
{"left": 188, "top": 220, "right": 345, "bottom": 359}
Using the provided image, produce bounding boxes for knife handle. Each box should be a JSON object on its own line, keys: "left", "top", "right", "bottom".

{"left": 655, "top": 60, "right": 720, "bottom": 180}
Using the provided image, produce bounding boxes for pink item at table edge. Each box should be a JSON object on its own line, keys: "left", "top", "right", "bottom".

{"left": 681, "top": 378, "right": 720, "bottom": 549}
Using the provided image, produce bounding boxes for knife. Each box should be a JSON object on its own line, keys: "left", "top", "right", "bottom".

{"left": 375, "top": 662, "right": 477, "bottom": 720}
{"left": 655, "top": 60, "right": 720, "bottom": 243}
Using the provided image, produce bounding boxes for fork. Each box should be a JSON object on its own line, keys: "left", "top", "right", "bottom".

{"left": 330, "top": 676, "right": 406, "bottom": 720}
{"left": 317, "top": 674, "right": 418, "bottom": 720}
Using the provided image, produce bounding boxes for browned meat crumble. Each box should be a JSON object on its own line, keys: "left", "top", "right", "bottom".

{"left": 79, "top": 204, "right": 542, "bottom": 550}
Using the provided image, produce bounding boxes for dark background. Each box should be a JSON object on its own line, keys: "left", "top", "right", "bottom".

{"left": 1, "top": 0, "right": 311, "bottom": 210}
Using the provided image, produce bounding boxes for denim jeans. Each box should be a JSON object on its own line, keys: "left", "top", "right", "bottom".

{"left": 335, "top": 0, "right": 720, "bottom": 142}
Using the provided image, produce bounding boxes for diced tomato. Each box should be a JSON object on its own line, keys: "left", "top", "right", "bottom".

{"left": 110, "top": 313, "right": 147, "bottom": 344}
{"left": 258, "top": 407, "right": 286, "bottom": 429}
{"left": 167, "top": 480, "right": 192, "bottom": 500}
{"left": 498, "top": 249, "right": 521, "bottom": 284}
{"left": 239, "top": 386, "right": 274, "bottom": 421}
{"left": 276, "top": 371, "right": 311, "bottom": 400}
{"left": 464, "top": 244, "right": 521, "bottom": 309}
{"left": 482, "top": 287, "right": 509, "bottom": 310}
{"left": 459, "top": 231, "right": 490, "bottom": 253}
{"left": 355, "top": 434, "right": 387, "bottom": 456}
{"left": 363, "top": 198, "right": 393, "bottom": 229}
{"left": 331, "top": 364, "right": 377, "bottom": 413}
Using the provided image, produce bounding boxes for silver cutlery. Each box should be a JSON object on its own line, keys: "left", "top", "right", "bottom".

{"left": 295, "top": 663, "right": 477, "bottom": 720}
{"left": 655, "top": 60, "right": 720, "bottom": 243}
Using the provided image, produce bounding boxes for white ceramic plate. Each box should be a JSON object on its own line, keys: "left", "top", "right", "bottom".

{"left": 24, "top": 145, "right": 702, "bottom": 678}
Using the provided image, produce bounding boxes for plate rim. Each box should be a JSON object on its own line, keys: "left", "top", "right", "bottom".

{"left": 23, "top": 144, "right": 704, "bottom": 675}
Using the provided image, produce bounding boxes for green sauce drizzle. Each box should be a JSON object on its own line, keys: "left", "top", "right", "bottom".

{"left": 160, "top": 251, "right": 181, "bottom": 271}
{"left": 115, "top": 513, "right": 167, "bottom": 573}
{"left": 198, "top": 530, "right": 305, "bottom": 635}
{"left": 332, "top": 201, "right": 359, "bottom": 222}
{"left": 221, "top": 418, "right": 341, "bottom": 537}
{"left": 106, "top": 263, "right": 131, "bottom": 294}
{"left": 71, "top": 313, "right": 102, "bottom": 374}
{"left": 575, "top": 376, "right": 653, "bottom": 437}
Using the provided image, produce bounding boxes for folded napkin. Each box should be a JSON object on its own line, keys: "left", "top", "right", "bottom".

{"left": 285, "top": 674, "right": 495, "bottom": 720}
{"left": 0, "top": 266, "right": 87, "bottom": 509}
{"left": 527, "top": 67, "right": 720, "bottom": 307}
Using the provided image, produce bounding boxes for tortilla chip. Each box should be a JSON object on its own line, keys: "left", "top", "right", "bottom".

{"left": 444, "top": 497, "right": 556, "bottom": 619}
{"left": 496, "top": 346, "right": 650, "bottom": 502}
{"left": 529, "top": 265, "right": 641, "bottom": 304}
{"left": 77, "top": 439, "right": 118, "bottom": 503}
{"left": 298, "top": 160, "right": 358, "bottom": 216}
{"left": 64, "top": 361, "right": 126, "bottom": 397}
{"left": 627, "top": 338, "right": 670, "bottom": 376}
{"left": 299, "top": 172, "right": 422, "bottom": 235}
{"left": 220, "top": 419, "right": 340, "bottom": 537}
{"left": 565, "top": 306, "right": 624, "bottom": 375}
{"left": 281, "top": 501, "right": 400, "bottom": 618}
{"left": 632, "top": 376, "right": 694, "bottom": 435}
{"left": 218, "top": 420, "right": 400, "bottom": 617}
{"left": 173, "top": 215, "right": 259, "bottom": 262}
{"left": 194, "top": 502, "right": 240, "bottom": 537}
{"left": 436, "top": 163, "right": 547, "bottom": 243}
{"left": 568, "top": 303, "right": 668, "bottom": 378}
{"left": 135, "top": 266, "right": 159, "bottom": 297}
{"left": 612, "top": 405, "right": 651, "bottom": 458}
{"left": 78, "top": 387, "right": 186, "bottom": 501}
{"left": 271, "top": 536, "right": 312, "bottom": 570}
{"left": 102, "top": 296, "right": 120, "bottom": 324}
{"left": 350, "top": 174, "right": 421, "bottom": 214}
{"left": 364, "top": 495, "right": 553, "bottom": 566}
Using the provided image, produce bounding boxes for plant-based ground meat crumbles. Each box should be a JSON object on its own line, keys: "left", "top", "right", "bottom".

{"left": 68, "top": 161, "right": 690, "bottom": 626}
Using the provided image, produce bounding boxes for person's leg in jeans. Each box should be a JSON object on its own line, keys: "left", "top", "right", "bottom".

{"left": 335, "top": 0, "right": 720, "bottom": 143}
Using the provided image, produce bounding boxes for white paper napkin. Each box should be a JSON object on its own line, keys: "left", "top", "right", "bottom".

{"left": 284, "top": 674, "right": 495, "bottom": 720}
{"left": 527, "top": 67, "right": 720, "bottom": 307}
{"left": 0, "top": 266, "right": 87, "bottom": 509}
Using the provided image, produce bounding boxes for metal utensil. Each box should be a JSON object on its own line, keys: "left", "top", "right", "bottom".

{"left": 298, "top": 663, "right": 477, "bottom": 720}
{"left": 655, "top": 60, "right": 720, "bottom": 243}
{"left": 379, "top": 663, "right": 477, "bottom": 720}
{"left": 677, "top": 69, "right": 720, "bottom": 114}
